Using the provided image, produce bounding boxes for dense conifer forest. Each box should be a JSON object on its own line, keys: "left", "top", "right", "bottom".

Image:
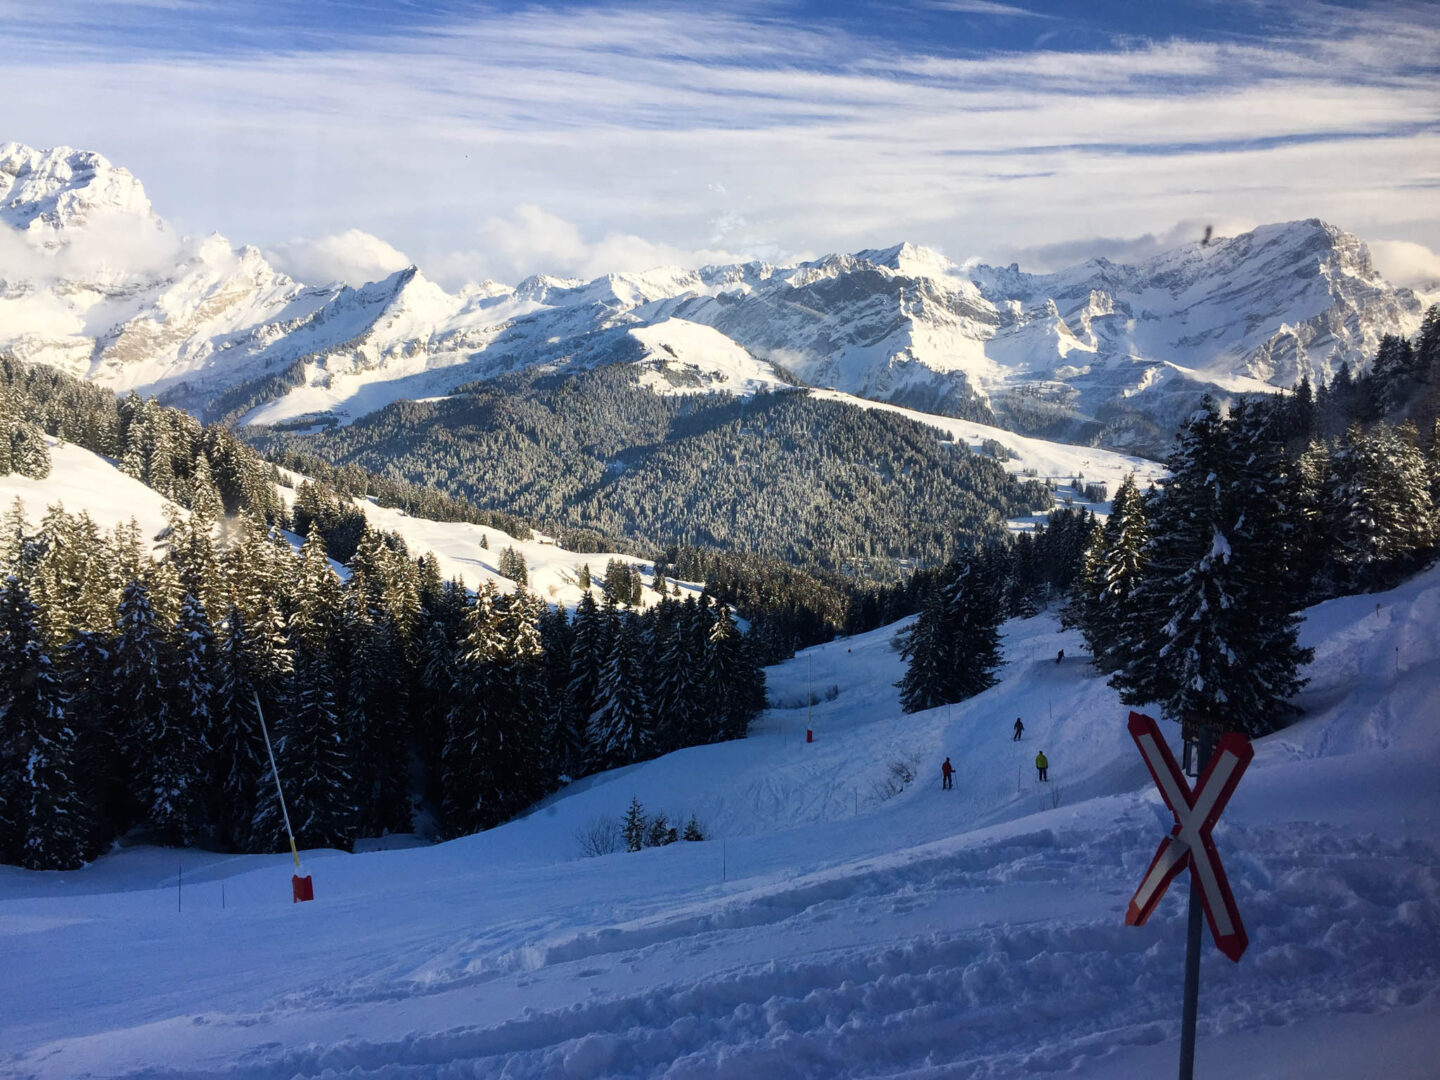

{"left": 249, "top": 366, "right": 1053, "bottom": 577}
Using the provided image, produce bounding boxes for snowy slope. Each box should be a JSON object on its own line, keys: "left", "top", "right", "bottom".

{"left": 0, "top": 437, "right": 177, "bottom": 544}
{"left": 2, "top": 145, "right": 1426, "bottom": 453}
{"left": 2, "top": 559, "right": 1436, "bottom": 1078}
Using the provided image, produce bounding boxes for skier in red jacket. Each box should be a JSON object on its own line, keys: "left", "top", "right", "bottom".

{"left": 941, "top": 757, "right": 954, "bottom": 790}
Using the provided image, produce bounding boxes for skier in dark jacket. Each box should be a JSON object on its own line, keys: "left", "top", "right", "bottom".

{"left": 1056, "top": 648, "right": 1064, "bottom": 664}
{"left": 941, "top": 757, "right": 954, "bottom": 790}
{"left": 1013, "top": 717, "right": 1024, "bottom": 741}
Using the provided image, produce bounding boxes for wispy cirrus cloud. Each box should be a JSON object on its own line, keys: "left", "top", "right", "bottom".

{"left": 1, "top": 1, "right": 1437, "bottom": 287}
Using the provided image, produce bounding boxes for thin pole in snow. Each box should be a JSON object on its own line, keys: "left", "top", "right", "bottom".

{"left": 255, "top": 692, "right": 302, "bottom": 871}
{"left": 722, "top": 840, "right": 727, "bottom": 883}
{"left": 221, "top": 881, "right": 226, "bottom": 910}
{"left": 1178, "top": 728, "right": 1215, "bottom": 1080}
{"left": 177, "top": 859, "right": 182, "bottom": 913}
{"left": 807, "top": 654, "right": 813, "bottom": 738}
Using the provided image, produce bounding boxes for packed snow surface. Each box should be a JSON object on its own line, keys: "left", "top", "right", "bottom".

{"left": 2, "top": 555, "right": 1437, "bottom": 1077}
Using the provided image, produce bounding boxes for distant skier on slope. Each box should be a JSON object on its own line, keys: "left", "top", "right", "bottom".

{"left": 1035, "top": 751, "right": 1049, "bottom": 782}
{"left": 941, "top": 757, "right": 954, "bottom": 790}
{"left": 1056, "top": 648, "right": 1064, "bottom": 664}
{"left": 1013, "top": 717, "right": 1024, "bottom": 741}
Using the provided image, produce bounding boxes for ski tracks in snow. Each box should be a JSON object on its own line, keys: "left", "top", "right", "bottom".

{"left": 20, "top": 811, "right": 1436, "bottom": 1080}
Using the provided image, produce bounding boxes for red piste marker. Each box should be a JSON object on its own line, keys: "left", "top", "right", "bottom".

{"left": 1125, "top": 711, "right": 1252, "bottom": 962}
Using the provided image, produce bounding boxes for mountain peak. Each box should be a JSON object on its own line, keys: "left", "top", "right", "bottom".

{"left": 856, "top": 241, "right": 958, "bottom": 279}
{"left": 0, "top": 142, "right": 157, "bottom": 237}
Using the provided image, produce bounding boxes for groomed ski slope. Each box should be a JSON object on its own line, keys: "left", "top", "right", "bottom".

{"left": 1, "top": 566, "right": 1438, "bottom": 1079}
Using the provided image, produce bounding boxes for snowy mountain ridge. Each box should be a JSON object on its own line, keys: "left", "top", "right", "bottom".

{"left": 0, "top": 144, "right": 1427, "bottom": 453}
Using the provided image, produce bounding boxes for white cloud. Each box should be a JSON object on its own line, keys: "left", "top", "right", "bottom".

{"left": 997, "top": 217, "right": 1260, "bottom": 272}
{"left": 1367, "top": 239, "right": 1440, "bottom": 292}
{"left": 0, "top": 4, "right": 1436, "bottom": 286}
{"left": 0, "top": 212, "right": 186, "bottom": 286}
{"left": 437, "top": 205, "right": 753, "bottom": 285}
{"left": 265, "top": 229, "right": 413, "bottom": 288}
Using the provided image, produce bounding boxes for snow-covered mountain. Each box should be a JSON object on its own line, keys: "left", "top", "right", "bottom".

{"left": 1, "top": 144, "right": 1426, "bottom": 451}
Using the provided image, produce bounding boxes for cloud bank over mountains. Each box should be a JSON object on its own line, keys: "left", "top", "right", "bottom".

{"left": 1, "top": 2, "right": 1437, "bottom": 289}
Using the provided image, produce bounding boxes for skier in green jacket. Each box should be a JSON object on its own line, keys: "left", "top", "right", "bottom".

{"left": 1035, "top": 751, "right": 1049, "bottom": 782}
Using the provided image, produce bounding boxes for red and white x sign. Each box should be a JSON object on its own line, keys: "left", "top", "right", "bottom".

{"left": 1125, "top": 711, "right": 1253, "bottom": 962}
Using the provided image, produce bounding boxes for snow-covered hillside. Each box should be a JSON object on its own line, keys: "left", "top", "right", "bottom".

{"left": 1, "top": 144, "right": 1425, "bottom": 452}
{"left": 0, "top": 437, "right": 177, "bottom": 545}
{"left": 0, "top": 439, "right": 679, "bottom": 608}
{"left": 2, "top": 555, "right": 1436, "bottom": 1077}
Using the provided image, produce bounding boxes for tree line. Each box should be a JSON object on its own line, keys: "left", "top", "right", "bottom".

{"left": 0, "top": 488, "right": 766, "bottom": 870}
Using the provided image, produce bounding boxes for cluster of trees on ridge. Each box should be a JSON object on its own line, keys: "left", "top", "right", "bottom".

{"left": 250, "top": 365, "right": 1053, "bottom": 577}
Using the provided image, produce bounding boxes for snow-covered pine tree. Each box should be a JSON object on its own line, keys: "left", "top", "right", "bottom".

{"left": 704, "top": 604, "right": 750, "bottom": 741}
{"left": 61, "top": 628, "right": 118, "bottom": 857}
{"left": 942, "top": 550, "right": 1005, "bottom": 701}
{"left": 111, "top": 577, "right": 172, "bottom": 833}
{"left": 212, "top": 605, "right": 266, "bottom": 851}
{"left": 442, "top": 582, "right": 506, "bottom": 836}
{"left": 0, "top": 578, "right": 90, "bottom": 870}
{"left": 538, "top": 602, "right": 580, "bottom": 780}
{"left": 1072, "top": 473, "right": 1148, "bottom": 674}
{"left": 345, "top": 565, "right": 412, "bottom": 837}
{"left": 416, "top": 582, "right": 464, "bottom": 803}
{"left": 1113, "top": 398, "right": 1313, "bottom": 736}
{"left": 255, "top": 531, "right": 356, "bottom": 852}
{"left": 897, "top": 587, "right": 950, "bottom": 714}
{"left": 587, "top": 609, "right": 654, "bottom": 771}
{"left": 150, "top": 592, "right": 215, "bottom": 846}
{"left": 0, "top": 498, "right": 29, "bottom": 575}
{"left": 564, "top": 591, "right": 604, "bottom": 769}
{"left": 646, "top": 812, "right": 674, "bottom": 847}
{"left": 165, "top": 505, "right": 222, "bottom": 618}
{"left": 496, "top": 587, "right": 551, "bottom": 811}
{"left": 1324, "top": 421, "right": 1436, "bottom": 592}
{"left": 1, "top": 379, "right": 51, "bottom": 480}
{"left": 622, "top": 796, "right": 647, "bottom": 852}
{"left": 651, "top": 600, "right": 698, "bottom": 752}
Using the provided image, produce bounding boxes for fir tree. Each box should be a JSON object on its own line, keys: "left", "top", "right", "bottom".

{"left": 1112, "top": 398, "right": 1313, "bottom": 736}
{"left": 150, "top": 593, "right": 215, "bottom": 846}
{"left": 0, "top": 578, "right": 90, "bottom": 869}
{"left": 622, "top": 796, "right": 647, "bottom": 853}
{"left": 1072, "top": 473, "right": 1149, "bottom": 673}
{"left": 213, "top": 606, "right": 266, "bottom": 851}
{"left": 255, "top": 532, "right": 356, "bottom": 852}
{"left": 588, "top": 609, "right": 654, "bottom": 770}
{"left": 111, "top": 578, "right": 171, "bottom": 833}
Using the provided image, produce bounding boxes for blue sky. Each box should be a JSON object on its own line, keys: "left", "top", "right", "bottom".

{"left": 2, "top": 0, "right": 1438, "bottom": 287}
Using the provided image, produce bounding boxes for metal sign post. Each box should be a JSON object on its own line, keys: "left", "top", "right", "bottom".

{"left": 1124, "top": 711, "right": 1252, "bottom": 1078}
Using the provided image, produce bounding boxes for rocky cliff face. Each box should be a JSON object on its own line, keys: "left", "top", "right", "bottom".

{"left": 0, "top": 144, "right": 1425, "bottom": 452}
